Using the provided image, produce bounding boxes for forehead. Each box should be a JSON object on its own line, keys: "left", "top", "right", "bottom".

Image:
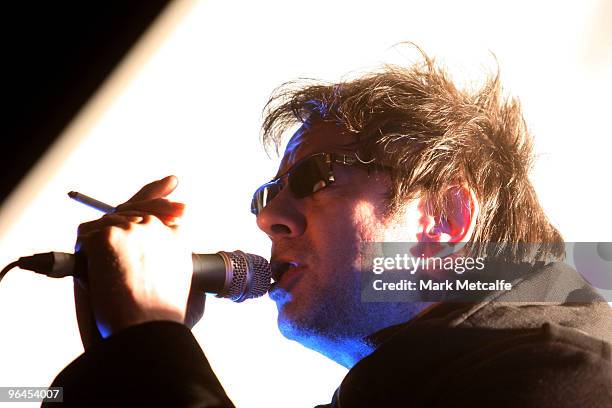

{"left": 277, "top": 121, "right": 356, "bottom": 175}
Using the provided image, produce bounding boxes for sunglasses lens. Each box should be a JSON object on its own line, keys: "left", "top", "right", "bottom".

{"left": 289, "top": 155, "right": 330, "bottom": 198}
{"left": 251, "top": 154, "right": 332, "bottom": 215}
{"left": 251, "top": 181, "right": 282, "bottom": 215}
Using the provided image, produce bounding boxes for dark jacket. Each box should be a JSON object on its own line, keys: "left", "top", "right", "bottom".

{"left": 46, "top": 262, "right": 612, "bottom": 407}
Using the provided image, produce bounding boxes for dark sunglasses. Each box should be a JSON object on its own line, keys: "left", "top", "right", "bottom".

{"left": 251, "top": 152, "right": 378, "bottom": 216}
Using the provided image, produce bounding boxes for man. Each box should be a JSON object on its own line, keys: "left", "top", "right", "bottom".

{"left": 48, "top": 50, "right": 612, "bottom": 406}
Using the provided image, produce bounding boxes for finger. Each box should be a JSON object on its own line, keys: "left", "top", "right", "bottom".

{"left": 127, "top": 175, "right": 178, "bottom": 203}
{"left": 111, "top": 209, "right": 181, "bottom": 222}
{"left": 115, "top": 198, "right": 185, "bottom": 217}
{"left": 113, "top": 207, "right": 183, "bottom": 228}
{"left": 74, "top": 279, "right": 103, "bottom": 350}
{"left": 75, "top": 217, "right": 146, "bottom": 253}
{"left": 77, "top": 214, "right": 145, "bottom": 236}
{"left": 138, "top": 212, "right": 184, "bottom": 230}
{"left": 108, "top": 210, "right": 150, "bottom": 218}
{"left": 184, "top": 292, "right": 206, "bottom": 329}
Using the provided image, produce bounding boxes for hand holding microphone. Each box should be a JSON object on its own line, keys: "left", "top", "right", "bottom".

{"left": 66, "top": 183, "right": 269, "bottom": 300}
{"left": 75, "top": 175, "right": 203, "bottom": 342}
{"left": 65, "top": 176, "right": 270, "bottom": 347}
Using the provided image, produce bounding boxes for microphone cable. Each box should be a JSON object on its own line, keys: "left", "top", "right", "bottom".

{"left": 1, "top": 260, "right": 20, "bottom": 284}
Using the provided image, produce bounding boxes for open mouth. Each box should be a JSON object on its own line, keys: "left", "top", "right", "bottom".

{"left": 271, "top": 261, "right": 298, "bottom": 283}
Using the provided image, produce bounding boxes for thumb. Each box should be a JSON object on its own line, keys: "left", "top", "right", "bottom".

{"left": 127, "top": 175, "right": 178, "bottom": 203}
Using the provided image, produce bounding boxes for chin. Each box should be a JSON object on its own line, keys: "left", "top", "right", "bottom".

{"left": 269, "top": 282, "right": 309, "bottom": 319}
{"left": 276, "top": 311, "right": 353, "bottom": 364}
{"left": 268, "top": 284, "right": 291, "bottom": 305}
{"left": 276, "top": 315, "right": 301, "bottom": 341}
{"left": 276, "top": 312, "right": 327, "bottom": 351}
{"left": 273, "top": 298, "right": 313, "bottom": 342}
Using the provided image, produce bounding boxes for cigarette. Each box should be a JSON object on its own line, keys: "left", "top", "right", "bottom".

{"left": 67, "top": 191, "right": 116, "bottom": 214}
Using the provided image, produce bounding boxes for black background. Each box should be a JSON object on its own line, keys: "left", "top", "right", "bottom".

{"left": 2, "top": 1, "right": 171, "bottom": 206}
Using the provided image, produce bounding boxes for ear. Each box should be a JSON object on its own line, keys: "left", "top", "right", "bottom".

{"left": 420, "top": 185, "right": 479, "bottom": 243}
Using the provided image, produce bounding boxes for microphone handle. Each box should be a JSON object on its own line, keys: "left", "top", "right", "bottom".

{"left": 19, "top": 252, "right": 230, "bottom": 294}
{"left": 191, "top": 253, "right": 226, "bottom": 293}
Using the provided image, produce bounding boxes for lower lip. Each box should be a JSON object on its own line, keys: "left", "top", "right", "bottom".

{"left": 273, "top": 265, "right": 305, "bottom": 291}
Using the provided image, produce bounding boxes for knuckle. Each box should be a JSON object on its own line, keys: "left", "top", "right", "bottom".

{"left": 114, "top": 202, "right": 129, "bottom": 212}
{"left": 112, "top": 210, "right": 138, "bottom": 218}
{"left": 140, "top": 214, "right": 153, "bottom": 224}
{"left": 74, "top": 237, "right": 84, "bottom": 252}
{"left": 96, "top": 225, "right": 121, "bottom": 243}
{"left": 77, "top": 220, "right": 94, "bottom": 235}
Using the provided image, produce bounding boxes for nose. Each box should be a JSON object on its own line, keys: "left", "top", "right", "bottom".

{"left": 256, "top": 188, "right": 306, "bottom": 239}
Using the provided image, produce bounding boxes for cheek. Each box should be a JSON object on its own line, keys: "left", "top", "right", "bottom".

{"left": 305, "top": 199, "right": 381, "bottom": 272}
{"left": 305, "top": 183, "right": 390, "bottom": 271}
{"left": 354, "top": 200, "right": 388, "bottom": 242}
{"left": 323, "top": 197, "right": 389, "bottom": 247}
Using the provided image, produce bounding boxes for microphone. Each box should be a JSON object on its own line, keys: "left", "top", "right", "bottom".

{"left": 15, "top": 250, "right": 271, "bottom": 302}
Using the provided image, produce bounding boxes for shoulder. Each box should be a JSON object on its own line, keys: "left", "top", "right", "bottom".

{"left": 338, "top": 322, "right": 611, "bottom": 407}
{"left": 437, "top": 323, "right": 612, "bottom": 407}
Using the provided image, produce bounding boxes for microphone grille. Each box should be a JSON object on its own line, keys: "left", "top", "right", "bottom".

{"left": 219, "top": 251, "right": 271, "bottom": 302}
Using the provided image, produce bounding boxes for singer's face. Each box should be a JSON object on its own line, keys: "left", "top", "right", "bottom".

{"left": 256, "top": 120, "right": 421, "bottom": 357}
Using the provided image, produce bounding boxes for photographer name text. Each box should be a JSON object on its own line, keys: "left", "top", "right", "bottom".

{"left": 372, "top": 279, "right": 513, "bottom": 291}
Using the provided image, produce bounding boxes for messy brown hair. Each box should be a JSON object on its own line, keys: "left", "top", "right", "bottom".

{"left": 261, "top": 46, "right": 564, "bottom": 263}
